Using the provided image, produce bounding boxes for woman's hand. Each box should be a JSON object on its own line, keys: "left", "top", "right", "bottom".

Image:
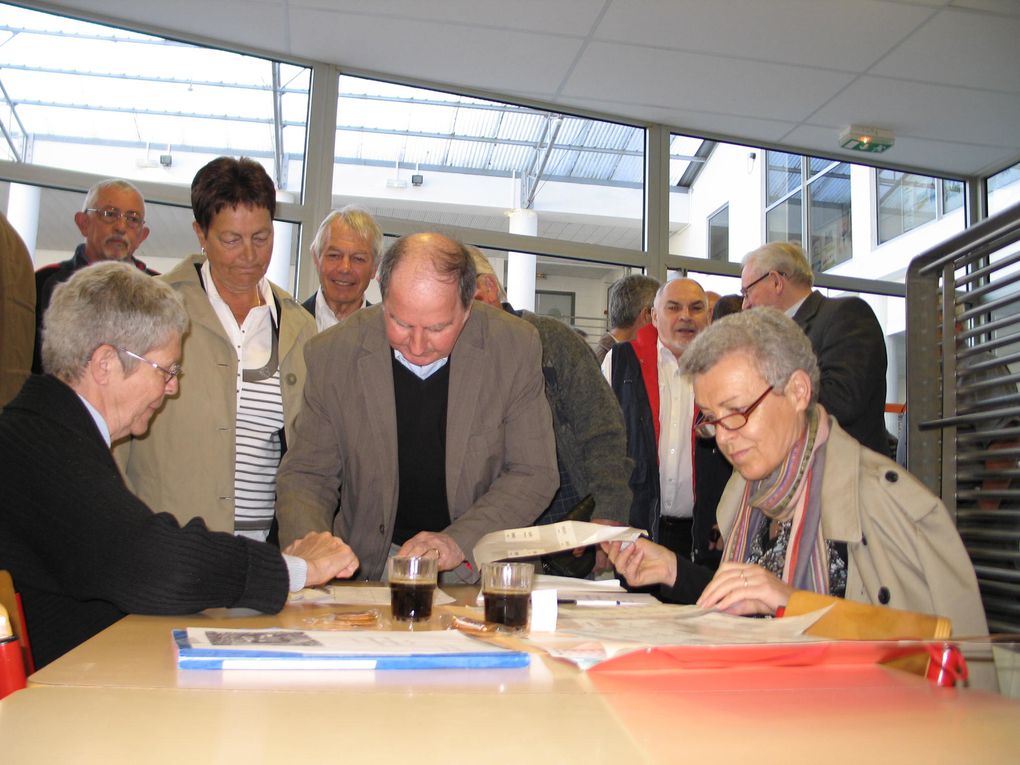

{"left": 696, "top": 562, "right": 793, "bottom": 616}
{"left": 601, "top": 538, "right": 677, "bottom": 588}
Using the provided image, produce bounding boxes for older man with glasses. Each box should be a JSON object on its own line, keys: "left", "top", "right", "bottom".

{"left": 33, "top": 178, "right": 157, "bottom": 373}
{"left": 739, "top": 241, "right": 889, "bottom": 456}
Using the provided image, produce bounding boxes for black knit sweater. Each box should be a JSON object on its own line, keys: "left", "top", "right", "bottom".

{"left": 0, "top": 375, "right": 288, "bottom": 668}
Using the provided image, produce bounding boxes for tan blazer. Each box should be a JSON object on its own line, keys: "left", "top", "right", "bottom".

{"left": 116, "top": 254, "right": 316, "bottom": 533}
{"left": 716, "top": 419, "right": 989, "bottom": 639}
{"left": 276, "top": 301, "right": 558, "bottom": 580}
{"left": 0, "top": 213, "right": 34, "bottom": 407}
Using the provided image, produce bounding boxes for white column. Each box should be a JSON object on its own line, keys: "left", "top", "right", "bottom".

{"left": 506, "top": 208, "right": 538, "bottom": 311}
{"left": 269, "top": 191, "right": 296, "bottom": 293}
{"left": 6, "top": 183, "right": 40, "bottom": 262}
{"left": 269, "top": 220, "right": 294, "bottom": 293}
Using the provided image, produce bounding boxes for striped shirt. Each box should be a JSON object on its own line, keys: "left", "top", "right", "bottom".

{"left": 234, "top": 365, "right": 284, "bottom": 541}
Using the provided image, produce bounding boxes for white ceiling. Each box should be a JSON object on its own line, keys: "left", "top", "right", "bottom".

{"left": 34, "top": 0, "right": 1020, "bottom": 181}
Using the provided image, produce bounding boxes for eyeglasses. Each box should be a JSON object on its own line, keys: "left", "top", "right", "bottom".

{"left": 85, "top": 208, "right": 146, "bottom": 230}
{"left": 118, "top": 347, "right": 182, "bottom": 384}
{"left": 694, "top": 386, "right": 774, "bottom": 439}
{"left": 740, "top": 271, "right": 783, "bottom": 299}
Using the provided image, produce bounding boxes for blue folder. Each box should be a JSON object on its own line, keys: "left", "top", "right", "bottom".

{"left": 173, "top": 629, "right": 530, "bottom": 671}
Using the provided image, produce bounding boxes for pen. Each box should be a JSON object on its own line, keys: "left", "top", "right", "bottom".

{"left": 557, "top": 599, "right": 640, "bottom": 607}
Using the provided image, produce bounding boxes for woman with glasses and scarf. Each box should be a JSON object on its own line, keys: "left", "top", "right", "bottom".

{"left": 605, "top": 308, "right": 987, "bottom": 640}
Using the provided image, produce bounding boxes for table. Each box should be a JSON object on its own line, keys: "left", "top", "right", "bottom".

{"left": 5, "top": 586, "right": 1020, "bottom": 763}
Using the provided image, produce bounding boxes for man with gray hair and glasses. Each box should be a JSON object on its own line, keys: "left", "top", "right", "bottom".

{"left": 596, "top": 274, "right": 661, "bottom": 363}
{"left": 740, "top": 241, "right": 888, "bottom": 455}
{"left": 33, "top": 178, "right": 156, "bottom": 372}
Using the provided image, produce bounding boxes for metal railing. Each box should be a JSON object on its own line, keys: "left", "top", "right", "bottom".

{"left": 905, "top": 200, "right": 1020, "bottom": 633}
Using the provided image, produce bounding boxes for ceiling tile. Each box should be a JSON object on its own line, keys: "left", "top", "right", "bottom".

{"left": 288, "top": 8, "right": 581, "bottom": 95}
{"left": 871, "top": 9, "right": 1020, "bottom": 92}
{"left": 42, "top": 1, "right": 291, "bottom": 54}
{"left": 783, "top": 124, "right": 1018, "bottom": 177}
{"left": 949, "top": 0, "right": 1020, "bottom": 15}
{"left": 596, "top": 0, "right": 933, "bottom": 72}
{"left": 561, "top": 97, "right": 798, "bottom": 145}
{"left": 565, "top": 42, "right": 855, "bottom": 123}
{"left": 290, "top": 0, "right": 605, "bottom": 35}
{"left": 810, "top": 75, "right": 1020, "bottom": 147}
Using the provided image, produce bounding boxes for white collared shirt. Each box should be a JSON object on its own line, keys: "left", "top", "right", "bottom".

{"left": 600, "top": 341, "right": 696, "bottom": 519}
{"left": 785, "top": 294, "right": 808, "bottom": 319}
{"left": 77, "top": 392, "right": 111, "bottom": 447}
{"left": 313, "top": 288, "right": 367, "bottom": 333}
{"left": 201, "top": 260, "right": 277, "bottom": 404}
{"left": 393, "top": 348, "right": 449, "bottom": 380}
{"left": 655, "top": 339, "right": 695, "bottom": 518}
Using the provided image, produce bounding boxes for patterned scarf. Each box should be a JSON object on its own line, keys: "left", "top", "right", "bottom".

{"left": 722, "top": 405, "right": 832, "bottom": 594}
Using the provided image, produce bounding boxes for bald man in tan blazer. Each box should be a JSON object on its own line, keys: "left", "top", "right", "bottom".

{"left": 277, "top": 233, "right": 558, "bottom": 581}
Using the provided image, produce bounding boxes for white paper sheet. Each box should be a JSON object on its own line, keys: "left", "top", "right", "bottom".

{"left": 472, "top": 521, "right": 644, "bottom": 566}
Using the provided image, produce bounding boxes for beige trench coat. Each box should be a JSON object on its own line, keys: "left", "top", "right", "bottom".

{"left": 115, "top": 254, "right": 315, "bottom": 533}
{"left": 716, "top": 420, "right": 989, "bottom": 639}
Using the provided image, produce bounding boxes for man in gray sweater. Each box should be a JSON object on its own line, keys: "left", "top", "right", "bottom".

{"left": 468, "top": 248, "right": 633, "bottom": 531}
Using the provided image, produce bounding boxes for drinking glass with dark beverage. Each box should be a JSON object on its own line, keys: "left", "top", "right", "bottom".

{"left": 481, "top": 562, "right": 534, "bottom": 630}
{"left": 388, "top": 556, "right": 438, "bottom": 622}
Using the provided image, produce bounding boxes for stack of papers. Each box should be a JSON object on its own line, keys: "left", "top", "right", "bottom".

{"left": 526, "top": 607, "right": 831, "bottom": 671}
{"left": 174, "top": 628, "right": 529, "bottom": 670}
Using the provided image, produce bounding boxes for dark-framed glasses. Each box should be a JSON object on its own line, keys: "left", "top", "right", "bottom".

{"left": 740, "top": 271, "right": 783, "bottom": 299}
{"left": 694, "top": 386, "right": 774, "bottom": 439}
{"left": 85, "top": 207, "right": 145, "bottom": 230}
{"left": 117, "top": 347, "right": 181, "bottom": 384}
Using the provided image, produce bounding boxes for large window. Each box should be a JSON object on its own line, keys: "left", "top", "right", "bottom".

{"left": 333, "top": 76, "right": 646, "bottom": 251}
{"left": 0, "top": 4, "right": 310, "bottom": 197}
{"left": 877, "top": 170, "right": 963, "bottom": 244}
{"left": 764, "top": 151, "right": 851, "bottom": 272}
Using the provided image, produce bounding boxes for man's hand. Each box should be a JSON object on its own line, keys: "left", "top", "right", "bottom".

{"left": 696, "top": 562, "right": 793, "bottom": 616}
{"left": 602, "top": 537, "right": 677, "bottom": 588}
{"left": 283, "top": 531, "right": 359, "bottom": 586}
{"left": 397, "top": 531, "right": 465, "bottom": 572}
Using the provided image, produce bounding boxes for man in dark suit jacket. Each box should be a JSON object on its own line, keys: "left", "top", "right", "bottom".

{"left": 277, "top": 233, "right": 558, "bottom": 581}
{"left": 740, "top": 241, "right": 889, "bottom": 455}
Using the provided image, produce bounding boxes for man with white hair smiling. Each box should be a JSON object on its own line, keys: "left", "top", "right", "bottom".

{"left": 303, "top": 205, "right": 383, "bottom": 331}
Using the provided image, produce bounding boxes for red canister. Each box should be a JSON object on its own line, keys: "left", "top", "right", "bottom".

{"left": 0, "top": 634, "right": 27, "bottom": 699}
